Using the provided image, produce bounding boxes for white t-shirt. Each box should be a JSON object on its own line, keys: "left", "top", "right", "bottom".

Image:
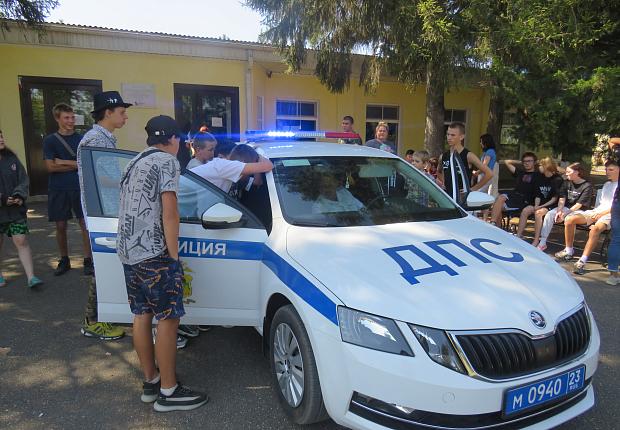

{"left": 190, "top": 157, "right": 245, "bottom": 193}
{"left": 595, "top": 180, "right": 618, "bottom": 213}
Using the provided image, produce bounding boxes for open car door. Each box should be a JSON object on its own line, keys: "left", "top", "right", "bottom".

{"left": 80, "top": 147, "right": 267, "bottom": 326}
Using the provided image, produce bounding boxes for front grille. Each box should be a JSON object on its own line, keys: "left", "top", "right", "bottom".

{"left": 455, "top": 307, "right": 590, "bottom": 379}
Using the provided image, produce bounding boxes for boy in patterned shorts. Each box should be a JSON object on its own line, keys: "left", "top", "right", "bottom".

{"left": 117, "top": 115, "right": 208, "bottom": 411}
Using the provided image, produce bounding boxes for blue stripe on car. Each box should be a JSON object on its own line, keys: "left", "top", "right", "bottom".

{"left": 89, "top": 232, "right": 339, "bottom": 325}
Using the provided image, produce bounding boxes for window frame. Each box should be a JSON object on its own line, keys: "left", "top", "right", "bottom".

{"left": 365, "top": 104, "right": 401, "bottom": 151}
{"left": 275, "top": 99, "right": 319, "bottom": 132}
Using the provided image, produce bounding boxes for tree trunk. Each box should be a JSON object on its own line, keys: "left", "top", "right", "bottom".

{"left": 486, "top": 89, "right": 504, "bottom": 146}
{"left": 424, "top": 63, "right": 445, "bottom": 157}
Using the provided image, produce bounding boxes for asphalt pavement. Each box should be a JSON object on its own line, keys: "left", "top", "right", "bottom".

{"left": 0, "top": 201, "right": 618, "bottom": 429}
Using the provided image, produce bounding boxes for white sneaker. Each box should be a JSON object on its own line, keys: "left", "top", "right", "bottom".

{"left": 605, "top": 275, "right": 620, "bottom": 286}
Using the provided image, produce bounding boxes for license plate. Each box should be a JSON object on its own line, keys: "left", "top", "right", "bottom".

{"left": 504, "top": 365, "right": 585, "bottom": 416}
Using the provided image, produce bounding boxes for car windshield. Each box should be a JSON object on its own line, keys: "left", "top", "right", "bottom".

{"left": 272, "top": 156, "right": 465, "bottom": 227}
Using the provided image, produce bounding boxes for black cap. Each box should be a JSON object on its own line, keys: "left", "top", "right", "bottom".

{"left": 91, "top": 91, "right": 133, "bottom": 113}
{"left": 145, "top": 115, "right": 181, "bottom": 141}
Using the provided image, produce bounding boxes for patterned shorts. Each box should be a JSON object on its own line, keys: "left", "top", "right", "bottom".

{"left": 0, "top": 220, "right": 29, "bottom": 237}
{"left": 122, "top": 252, "right": 185, "bottom": 321}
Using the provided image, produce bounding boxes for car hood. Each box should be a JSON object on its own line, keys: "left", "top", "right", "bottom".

{"left": 286, "top": 216, "right": 584, "bottom": 334}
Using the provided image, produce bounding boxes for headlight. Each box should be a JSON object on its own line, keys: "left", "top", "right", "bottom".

{"left": 338, "top": 307, "right": 413, "bottom": 356}
{"left": 410, "top": 324, "right": 466, "bottom": 374}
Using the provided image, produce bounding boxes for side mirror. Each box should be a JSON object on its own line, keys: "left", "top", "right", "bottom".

{"left": 463, "top": 191, "right": 495, "bottom": 211}
{"left": 201, "top": 203, "right": 245, "bottom": 229}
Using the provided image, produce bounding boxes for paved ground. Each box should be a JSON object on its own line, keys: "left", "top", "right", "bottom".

{"left": 0, "top": 201, "right": 618, "bottom": 429}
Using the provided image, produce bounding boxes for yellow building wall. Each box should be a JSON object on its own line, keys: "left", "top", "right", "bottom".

{"left": 1, "top": 41, "right": 489, "bottom": 172}
{"left": 257, "top": 71, "right": 488, "bottom": 156}
{"left": 0, "top": 43, "right": 247, "bottom": 165}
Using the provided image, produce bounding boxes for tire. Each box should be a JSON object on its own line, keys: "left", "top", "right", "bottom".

{"left": 269, "top": 305, "right": 328, "bottom": 425}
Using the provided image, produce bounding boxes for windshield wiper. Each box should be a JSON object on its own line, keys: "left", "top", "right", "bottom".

{"left": 292, "top": 220, "right": 341, "bottom": 227}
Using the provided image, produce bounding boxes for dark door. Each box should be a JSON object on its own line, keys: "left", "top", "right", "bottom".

{"left": 19, "top": 76, "right": 102, "bottom": 195}
{"left": 174, "top": 84, "right": 240, "bottom": 142}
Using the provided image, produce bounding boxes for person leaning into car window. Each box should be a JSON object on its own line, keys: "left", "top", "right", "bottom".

{"left": 190, "top": 143, "right": 273, "bottom": 193}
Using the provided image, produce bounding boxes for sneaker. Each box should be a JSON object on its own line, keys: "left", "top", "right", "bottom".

{"left": 178, "top": 325, "right": 199, "bottom": 338}
{"left": 54, "top": 257, "right": 71, "bottom": 276}
{"left": 605, "top": 275, "right": 620, "bottom": 286}
{"left": 27, "top": 276, "right": 43, "bottom": 288}
{"left": 81, "top": 320, "right": 125, "bottom": 340}
{"left": 154, "top": 384, "right": 209, "bottom": 412}
{"left": 554, "top": 249, "right": 574, "bottom": 261}
{"left": 142, "top": 379, "right": 161, "bottom": 403}
{"left": 197, "top": 325, "right": 212, "bottom": 332}
{"left": 0, "top": 274, "right": 7, "bottom": 287}
{"left": 152, "top": 328, "right": 188, "bottom": 350}
{"left": 176, "top": 334, "right": 188, "bottom": 349}
{"left": 83, "top": 258, "right": 94, "bottom": 276}
{"left": 536, "top": 243, "right": 547, "bottom": 252}
{"left": 573, "top": 260, "right": 586, "bottom": 275}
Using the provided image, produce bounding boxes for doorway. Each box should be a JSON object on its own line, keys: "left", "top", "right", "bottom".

{"left": 19, "top": 76, "right": 102, "bottom": 195}
{"left": 173, "top": 84, "right": 240, "bottom": 142}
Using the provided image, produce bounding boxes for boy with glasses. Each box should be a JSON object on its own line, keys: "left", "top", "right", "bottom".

{"left": 490, "top": 152, "right": 543, "bottom": 226}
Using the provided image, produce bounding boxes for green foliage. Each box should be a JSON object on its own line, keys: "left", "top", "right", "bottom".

{"left": 469, "top": 0, "right": 619, "bottom": 157}
{"left": 246, "top": 0, "right": 618, "bottom": 158}
{"left": 0, "top": 0, "right": 58, "bottom": 31}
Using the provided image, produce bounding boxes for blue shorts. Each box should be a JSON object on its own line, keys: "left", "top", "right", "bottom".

{"left": 122, "top": 253, "right": 185, "bottom": 320}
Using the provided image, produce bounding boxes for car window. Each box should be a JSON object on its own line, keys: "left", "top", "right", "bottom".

{"left": 91, "top": 151, "right": 128, "bottom": 217}
{"left": 90, "top": 150, "right": 224, "bottom": 221}
{"left": 272, "top": 156, "right": 464, "bottom": 227}
{"left": 178, "top": 173, "right": 224, "bottom": 222}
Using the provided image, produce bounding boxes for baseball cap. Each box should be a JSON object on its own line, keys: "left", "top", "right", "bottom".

{"left": 145, "top": 115, "right": 181, "bottom": 141}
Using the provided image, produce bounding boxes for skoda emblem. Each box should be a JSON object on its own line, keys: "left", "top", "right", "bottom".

{"left": 529, "top": 311, "right": 546, "bottom": 329}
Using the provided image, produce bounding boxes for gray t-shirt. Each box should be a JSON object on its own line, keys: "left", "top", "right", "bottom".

{"left": 117, "top": 148, "right": 180, "bottom": 265}
{"left": 364, "top": 139, "right": 396, "bottom": 154}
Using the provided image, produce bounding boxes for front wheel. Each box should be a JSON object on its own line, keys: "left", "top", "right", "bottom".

{"left": 269, "top": 305, "right": 328, "bottom": 425}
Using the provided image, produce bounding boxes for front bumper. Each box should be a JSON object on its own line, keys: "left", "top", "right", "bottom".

{"left": 313, "top": 316, "right": 600, "bottom": 430}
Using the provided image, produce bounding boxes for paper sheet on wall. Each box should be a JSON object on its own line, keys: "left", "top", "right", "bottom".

{"left": 74, "top": 114, "right": 85, "bottom": 126}
{"left": 211, "top": 117, "right": 223, "bottom": 127}
{"left": 121, "top": 83, "right": 156, "bottom": 108}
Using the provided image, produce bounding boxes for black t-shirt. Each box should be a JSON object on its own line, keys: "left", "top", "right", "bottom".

{"left": 441, "top": 148, "right": 472, "bottom": 200}
{"left": 42, "top": 132, "right": 82, "bottom": 190}
{"left": 511, "top": 167, "right": 543, "bottom": 205}
{"left": 560, "top": 180, "right": 593, "bottom": 210}
{"left": 537, "top": 174, "right": 564, "bottom": 205}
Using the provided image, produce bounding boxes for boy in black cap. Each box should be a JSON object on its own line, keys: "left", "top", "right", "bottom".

{"left": 118, "top": 115, "right": 208, "bottom": 411}
{"left": 76, "top": 90, "right": 131, "bottom": 341}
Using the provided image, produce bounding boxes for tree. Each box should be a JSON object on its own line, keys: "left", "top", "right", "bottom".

{"left": 245, "top": 0, "right": 475, "bottom": 156}
{"left": 470, "top": 0, "right": 619, "bottom": 157}
{"left": 1, "top": 0, "right": 59, "bottom": 31}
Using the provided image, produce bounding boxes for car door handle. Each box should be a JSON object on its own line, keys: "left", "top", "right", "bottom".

{"left": 94, "top": 237, "right": 117, "bottom": 249}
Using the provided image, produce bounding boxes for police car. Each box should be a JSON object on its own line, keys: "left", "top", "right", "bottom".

{"left": 81, "top": 131, "right": 599, "bottom": 430}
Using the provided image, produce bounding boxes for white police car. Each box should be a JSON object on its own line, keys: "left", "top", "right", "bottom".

{"left": 81, "top": 131, "right": 599, "bottom": 430}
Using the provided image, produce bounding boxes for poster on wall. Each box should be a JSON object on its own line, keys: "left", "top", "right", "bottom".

{"left": 121, "top": 83, "right": 156, "bottom": 108}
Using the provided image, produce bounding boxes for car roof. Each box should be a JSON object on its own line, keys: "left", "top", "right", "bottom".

{"left": 252, "top": 140, "right": 400, "bottom": 159}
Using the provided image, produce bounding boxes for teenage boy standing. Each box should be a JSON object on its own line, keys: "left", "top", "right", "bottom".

{"left": 43, "top": 103, "right": 93, "bottom": 276}
{"left": 77, "top": 90, "right": 130, "bottom": 341}
{"left": 437, "top": 122, "right": 493, "bottom": 202}
{"left": 118, "top": 115, "right": 208, "bottom": 411}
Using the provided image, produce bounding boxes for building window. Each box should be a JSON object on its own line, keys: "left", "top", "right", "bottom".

{"left": 256, "top": 96, "right": 264, "bottom": 130}
{"left": 365, "top": 105, "right": 400, "bottom": 150}
{"left": 276, "top": 100, "right": 317, "bottom": 131}
{"left": 500, "top": 111, "right": 520, "bottom": 160}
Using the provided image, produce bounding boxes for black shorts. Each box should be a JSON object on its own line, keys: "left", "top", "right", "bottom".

{"left": 502, "top": 192, "right": 528, "bottom": 211}
{"left": 48, "top": 189, "right": 83, "bottom": 222}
